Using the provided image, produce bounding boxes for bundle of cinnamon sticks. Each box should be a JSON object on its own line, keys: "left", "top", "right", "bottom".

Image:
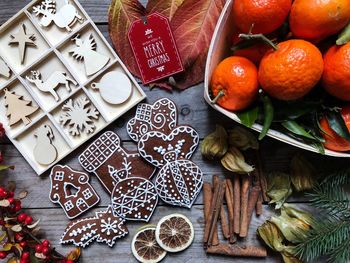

{"left": 203, "top": 162, "right": 269, "bottom": 257}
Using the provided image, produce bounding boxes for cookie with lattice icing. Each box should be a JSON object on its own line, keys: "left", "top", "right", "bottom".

{"left": 127, "top": 98, "right": 177, "bottom": 142}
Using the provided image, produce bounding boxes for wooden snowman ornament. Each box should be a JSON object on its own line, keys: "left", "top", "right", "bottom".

{"left": 33, "top": 124, "right": 58, "bottom": 165}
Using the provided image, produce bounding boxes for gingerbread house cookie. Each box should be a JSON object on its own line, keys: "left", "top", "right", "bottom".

{"left": 49, "top": 165, "right": 100, "bottom": 219}
{"left": 127, "top": 98, "right": 177, "bottom": 142}
{"left": 79, "top": 131, "right": 156, "bottom": 194}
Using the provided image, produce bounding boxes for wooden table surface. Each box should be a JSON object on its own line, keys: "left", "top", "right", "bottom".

{"left": 0, "top": 1, "right": 348, "bottom": 262}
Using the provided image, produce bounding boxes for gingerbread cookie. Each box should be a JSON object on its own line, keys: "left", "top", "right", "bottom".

{"left": 127, "top": 98, "right": 177, "bottom": 142}
{"left": 49, "top": 165, "right": 100, "bottom": 219}
{"left": 79, "top": 131, "right": 156, "bottom": 194}
{"left": 60, "top": 205, "right": 128, "bottom": 248}
{"left": 111, "top": 178, "right": 158, "bottom": 222}
{"left": 138, "top": 126, "right": 203, "bottom": 208}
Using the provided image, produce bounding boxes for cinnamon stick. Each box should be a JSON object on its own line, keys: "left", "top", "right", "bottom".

{"left": 203, "top": 181, "right": 219, "bottom": 247}
{"left": 256, "top": 193, "right": 263, "bottom": 216}
{"left": 207, "top": 180, "right": 226, "bottom": 247}
{"left": 207, "top": 244, "right": 267, "bottom": 258}
{"left": 203, "top": 182, "right": 213, "bottom": 244}
{"left": 256, "top": 149, "right": 269, "bottom": 202}
{"left": 233, "top": 174, "right": 241, "bottom": 235}
{"left": 239, "top": 175, "right": 250, "bottom": 238}
{"left": 213, "top": 176, "right": 229, "bottom": 239}
{"left": 225, "top": 178, "right": 235, "bottom": 243}
{"left": 240, "top": 185, "right": 261, "bottom": 237}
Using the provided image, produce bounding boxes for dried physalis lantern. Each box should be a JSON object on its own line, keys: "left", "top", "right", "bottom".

{"left": 221, "top": 147, "right": 254, "bottom": 174}
{"left": 201, "top": 125, "right": 228, "bottom": 160}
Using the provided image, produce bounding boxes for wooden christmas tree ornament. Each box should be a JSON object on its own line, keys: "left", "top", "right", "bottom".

{"left": 3, "top": 88, "right": 38, "bottom": 126}
{"left": 0, "top": 58, "right": 11, "bottom": 79}
{"left": 33, "top": 124, "right": 57, "bottom": 165}
{"left": 8, "top": 24, "right": 36, "bottom": 64}
{"left": 91, "top": 71, "right": 132, "bottom": 105}
{"left": 69, "top": 34, "right": 110, "bottom": 76}
{"left": 26, "top": 70, "right": 77, "bottom": 101}
{"left": 32, "top": 0, "right": 84, "bottom": 32}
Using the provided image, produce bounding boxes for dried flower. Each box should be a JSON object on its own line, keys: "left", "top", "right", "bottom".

{"left": 201, "top": 125, "right": 228, "bottom": 160}
{"left": 267, "top": 172, "right": 292, "bottom": 209}
{"left": 290, "top": 155, "right": 317, "bottom": 192}
{"left": 221, "top": 147, "right": 254, "bottom": 174}
{"left": 228, "top": 126, "right": 259, "bottom": 150}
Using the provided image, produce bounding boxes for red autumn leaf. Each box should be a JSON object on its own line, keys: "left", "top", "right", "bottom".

{"left": 108, "top": 0, "right": 146, "bottom": 77}
{"left": 146, "top": 0, "right": 185, "bottom": 21}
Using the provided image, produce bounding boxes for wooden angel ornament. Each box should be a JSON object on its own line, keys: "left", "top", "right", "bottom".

{"left": 33, "top": 124, "right": 57, "bottom": 165}
{"left": 3, "top": 88, "right": 38, "bottom": 126}
{"left": 9, "top": 24, "right": 36, "bottom": 64}
{"left": 32, "top": 0, "right": 84, "bottom": 32}
{"left": 69, "top": 34, "right": 110, "bottom": 76}
{"left": 26, "top": 70, "right": 77, "bottom": 101}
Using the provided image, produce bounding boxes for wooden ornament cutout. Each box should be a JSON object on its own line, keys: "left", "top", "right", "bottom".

{"left": 26, "top": 70, "right": 77, "bottom": 101}
{"left": 69, "top": 34, "right": 110, "bottom": 76}
{"left": 59, "top": 96, "right": 99, "bottom": 136}
{"left": 3, "top": 88, "right": 38, "bottom": 126}
{"left": 91, "top": 71, "right": 132, "bottom": 105}
{"left": 33, "top": 124, "right": 57, "bottom": 165}
{"left": 0, "top": 58, "right": 11, "bottom": 79}
{"left": 32, "top": 0, "right": 84, "bottom": 32}
{"left": 8, "top": 24, "right": 36, "bottom": 64}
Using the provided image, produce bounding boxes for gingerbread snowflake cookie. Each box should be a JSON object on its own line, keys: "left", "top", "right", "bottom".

{"left": 61, "top": 205, "right": 128, "bottom": 248}
{"left": 111, "top": 178, "right": 158, "bottom": 222}
{"left": 138, "top": 126, "right": 203, "bottom": 208}
{"left": 127, "top": 98, "right": 177, "bottom": 142}
{"left": 79, "top": 131, "right": 156, "bottom": 194}
{"left": 49, "top": 165, "right": 100, "bottom": 219}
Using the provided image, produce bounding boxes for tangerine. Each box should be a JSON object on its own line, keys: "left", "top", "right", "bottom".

{"left": 320, "top": 105, "right": 350, "bottom": 152}
{"left": 258, "top": 39, "right": 324, "bottom": 101}
{"left": 322, "top": 42, "right": 350, "bottom": 101}
{"left": 210, "top": 56, "right": 259, "bottom": 111}
{"left": 233, "top": 43, "right": 270, "bottom": 66}
{"left": 232, "top": 0, "right": 292, "bottom": 35}
{"left": 290, "top": 0, "right": 350, "bottom": 42}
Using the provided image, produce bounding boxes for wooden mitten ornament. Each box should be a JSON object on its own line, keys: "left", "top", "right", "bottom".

{"left": 49, "top": 165, "right": 100, "bottom": 219}
{"left": 79, "top": 131, "right": 156, "bottom": 194}
{"left": 61, "top": 205, "right": 128, "bottom": 248}
{"left": 127, "top": 98, "right": 178, "bottom": 142}
{"left": 33, "top": 124, "right": 57, "bottom": 165}
{"left": 0, "top": 58, "right": 11, "bottom": 79}
{"left": 70, "top": 34, "right": 110, "bottom": 76}
{"left": 111, "top": 178, "right": 158, "bottom": 222}
{"left": 26, "top": 70, "right": 77, "bottom": 101}
{"left": 32, "top": 0, "right": 84, "bottom": 32}
{"left": 3, "top": 88, "right": 38, "bottom": 126}
{"left": 138, "top": 126, "right": 203, "bottom": 208}
{"left": 8, "top": 24, "right": 36, "bottom": 64}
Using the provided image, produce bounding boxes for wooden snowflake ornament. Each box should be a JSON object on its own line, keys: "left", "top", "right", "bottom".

{"left": 61, "top": 205, "right": 128, "bottom": 247}
{"left": 59, "top": 96, "right": 99, "bottom": 136}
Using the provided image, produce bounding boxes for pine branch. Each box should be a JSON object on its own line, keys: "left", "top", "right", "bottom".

{"left": 330, "top": 235, "right": 350, "bottom": 263}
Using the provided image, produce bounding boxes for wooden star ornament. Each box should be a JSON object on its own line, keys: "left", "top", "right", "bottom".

{"left": 9, "top": 24, "right": 36, "bottom": 64}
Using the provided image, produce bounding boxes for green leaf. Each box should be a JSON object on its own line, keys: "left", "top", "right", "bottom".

{"left": 259, "top": 95, "right": 274, "bottom": 140}
{"left": 274, "top": 101, "right": 320, "bottom": 121}
{"left": 337, "top": 22, "right": 350, "bottom": 45}
{"left": 237, "top": 106, "right": 259, "bottom": 128}
{"left": 282, "top": 121, "right": 316, "bottom": 140}
{"left": 312, "top": 142, "right": 325, "bottom": 155}
{"left": 0, "top": 165, "right": 14, "bottom": 172}
{"left": 326, "top": 111, "right": 350, "bottom": 142}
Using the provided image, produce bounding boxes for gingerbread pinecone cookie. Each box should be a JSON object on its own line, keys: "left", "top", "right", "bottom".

{"left": 138, "top": 126, "right": 203, "bottom": 208}
{"left": 79, "top": 131, "right": 156, "bottom": 194}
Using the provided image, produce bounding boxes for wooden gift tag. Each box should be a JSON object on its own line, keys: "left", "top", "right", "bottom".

{"left": 128, "top": 13, "right": 184, "bottom": 84}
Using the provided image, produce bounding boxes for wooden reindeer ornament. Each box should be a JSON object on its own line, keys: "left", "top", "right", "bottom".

{"left": 32, "top": 0, "right": 84, "bottom": 32}
{"left": 33, "top": 124, "right": 58, "bottom": 165}
{"left": 26, "top": 70, "right": 77, "bottom": 101}
{"left": 8, "top": 24, "right": 36, "bottom": 64}
{"left": 70, "top": 34, "right": 110, "bottom": 76}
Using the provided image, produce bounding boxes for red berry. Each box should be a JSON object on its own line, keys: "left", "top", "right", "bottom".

{"left": 15, "top": 232, "right": 24, "bottom": 241}
{"left": 0, "top": 219, "right": 5, "bottom": 226}
{"left": 7, "top": 197, "right": 14, "bottom": 204}
{"left": 22, "top": 252, "right": 30, "bottom": 260}
{"left": 24, "top": 216, "right": 33, "bottom": 225}
{"left": 42, "top": 240, "right": 50, "bottom": 247}
{"left": 42, "top": 247, "right": 50, "bottom": 255}
{"left": 0, "top": 251, "right": 7, "bottom": 259}
{"left": 15, "top": 202, "right": 22, "bottom": 212}
{"left": 0, "top": 190, "right": 8, "bottom": 199}
{"left": 17, "top": 213, "right": 27, "bottom": 223}
{"left": 35, "top": 244, "right": 43, "bottom": 253}
{"left": 8, "top": 191, "right": 14, "bottom": 198}
{"left": 20, "top": 259, "right": 27, "bottom": 263}
{"left": 20, "top": 241, "right": 27, "bottom": 248}
{"left": 66, "top": 260, "right": 74, "bottom": 263}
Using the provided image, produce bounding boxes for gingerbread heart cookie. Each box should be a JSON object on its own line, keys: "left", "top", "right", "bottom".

{"left": 111, "top": 178, "right": 158, "bottom": 222}
{"left": 138, "top": 126, "right": 199, "bottom": 168}
{"left": 79, "top": 131, "right": 156, "bottom": 194}
{"left": 60, "top": 205, "right": 128, "bottom": 248}
{"left": 127, "top": 98, "right": 177, "bottom": 142}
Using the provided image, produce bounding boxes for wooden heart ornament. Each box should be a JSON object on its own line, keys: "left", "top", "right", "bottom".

{"left": 138, "top": 126, "right": 199, "bottom": 168}
{"left": 111, "top": 178, "right": 158, "bottom": 222}
{"left": 127, "top": 98, "right": 177, "bottom": 142}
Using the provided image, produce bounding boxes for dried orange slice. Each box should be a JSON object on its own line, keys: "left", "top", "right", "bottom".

{"left": 155, "top": 214, "right": 194, "bottom": 252}
{"left": 131, "top": 225, "right": 167, "bottom": 263}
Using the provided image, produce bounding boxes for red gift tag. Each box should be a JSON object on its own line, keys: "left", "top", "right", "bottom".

{"left": 128, "top": 13, "right": 184, "bottom": 84}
